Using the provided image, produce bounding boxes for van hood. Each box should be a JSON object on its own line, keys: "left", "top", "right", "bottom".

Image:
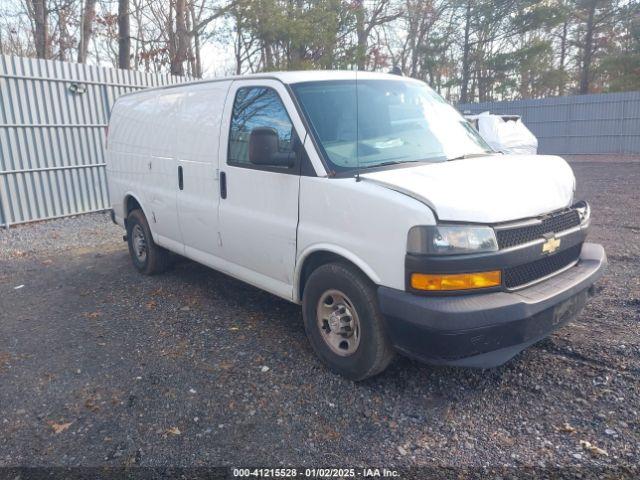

{"left": 361, "top": 154, "right": 575, "bottom": 223}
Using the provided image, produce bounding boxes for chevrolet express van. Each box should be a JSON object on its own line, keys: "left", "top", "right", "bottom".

{"left": 106, "top": 71, "right": 606, "bottom": 380}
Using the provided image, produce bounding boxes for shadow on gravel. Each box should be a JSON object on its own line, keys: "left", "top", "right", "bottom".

{"left": 166, "top": 254, "right": 521, "bottom": 396}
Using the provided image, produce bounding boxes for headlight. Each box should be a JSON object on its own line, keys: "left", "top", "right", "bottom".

{"left": 574, "top": 200, "right": 590, "bottom": 224}
{"left": 407, "top": 225, "right": 498, "bottom": 255}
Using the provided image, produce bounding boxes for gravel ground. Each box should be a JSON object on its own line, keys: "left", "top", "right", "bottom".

{"left": 0, "top": 160, "right": 638, "bottom": 476}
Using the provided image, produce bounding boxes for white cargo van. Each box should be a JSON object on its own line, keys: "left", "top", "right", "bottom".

{"left": 106, "top": 71, "right": 606, "bottom": 380}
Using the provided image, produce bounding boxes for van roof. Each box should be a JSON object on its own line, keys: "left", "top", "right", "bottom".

{"left": 245, "top": 70, "right": 416, "bottom": 84}
{"left": 122, "top": 70, "right": 422, "bottom": 98}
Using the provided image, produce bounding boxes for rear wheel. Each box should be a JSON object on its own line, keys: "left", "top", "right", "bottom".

{"left": 126, "top": 209, "right": 169, "bottom": 275}
{"left": 302, "top": 262, "right": 394, "bottom": 381}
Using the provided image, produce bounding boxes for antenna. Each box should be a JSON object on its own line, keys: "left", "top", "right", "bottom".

{"left": 355, "top": 68, "right": 361, "bottom": 182}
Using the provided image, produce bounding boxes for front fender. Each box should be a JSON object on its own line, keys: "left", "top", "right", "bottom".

{"left": 293, "top": 243, "right": 382, "bottom": 304}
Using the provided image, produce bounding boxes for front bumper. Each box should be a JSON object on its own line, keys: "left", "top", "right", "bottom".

{"left": 378, "top": 243, "right": 607, "bottom": 368}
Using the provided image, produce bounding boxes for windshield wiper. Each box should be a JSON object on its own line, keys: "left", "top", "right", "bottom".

{"left": 373, "top": 160, "right": 404, "bottom": 167}
{"left": 447, "top": 152, "right": 493, "bottom": 161}
{"left": 363, "top": 159, "right": 422, "bottom": 168}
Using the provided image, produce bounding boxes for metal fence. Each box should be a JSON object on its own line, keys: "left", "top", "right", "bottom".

{"left": 458, "top": 91, "right": 640, "bottom": 155}
{"left": 0, "top": 55, "right": 186, "bottom": 228}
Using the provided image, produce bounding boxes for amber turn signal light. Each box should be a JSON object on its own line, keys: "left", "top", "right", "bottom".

{"left": 411, "top": 271, "right": 501, "bottom": 291}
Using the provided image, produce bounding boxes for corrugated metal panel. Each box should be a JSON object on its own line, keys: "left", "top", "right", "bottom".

{"left": 0, "top": 55, "right": 186, "bottom": 228}
{"left": 457, "top": 91, "right": 640, "bottom": 155}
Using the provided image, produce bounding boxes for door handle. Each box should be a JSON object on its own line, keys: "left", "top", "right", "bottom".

{"left": 220, "top": 171, "right": 227, "bottom": 199}
{"left": 178, "top": 165, "right": 184, "bottom": 190}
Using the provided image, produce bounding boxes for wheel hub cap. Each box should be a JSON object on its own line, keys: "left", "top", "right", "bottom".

{"left": 132, "top": 224, "right": 147, "bottom": 262}
{"left": 316, "top": 289, "right": 361, "bottom": 356}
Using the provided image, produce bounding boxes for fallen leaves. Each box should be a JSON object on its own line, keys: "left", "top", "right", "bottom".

{"left": 580, "top": 440, "right": 608, "bottom": 457}
{"left": 85, "top": 396, "right": 101, "bottom": 413}
{"left": 166, "top": 426, "right": 181, "bottom": 436}
{"left": 0, "top": 352, "right": 12, "bottom": 373}
{"left": 49, "top": 421, "right": 73, "bottom": 434}
{"left": 218, "top": 361, "right": 233, "bottom": 370}
{"left": 558, "top": 423, "right": 576, "bottom": 433}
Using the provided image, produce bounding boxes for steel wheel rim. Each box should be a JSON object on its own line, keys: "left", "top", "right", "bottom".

{"left": 132, "top": 224, "right": 147, "bottom": 263}
{"left": 316, "top": 289, "right": 361, "bottom": 356}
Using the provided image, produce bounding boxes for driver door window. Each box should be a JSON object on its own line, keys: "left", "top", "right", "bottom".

{"left": 228, "top": 87, "right": 295, "bottom": 168}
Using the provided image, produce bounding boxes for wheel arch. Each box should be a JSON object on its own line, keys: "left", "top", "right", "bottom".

{"left": 122, "top": 193, "right": 147, "bottom": 229}
{"left": 294, "top": 245, "right": 381, "bottom": 304}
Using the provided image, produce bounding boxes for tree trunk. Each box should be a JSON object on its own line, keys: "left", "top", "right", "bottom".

{"left": 167, "top": 2, "right": 176, "bottom": 72}
{"left": 58, "top": 3, "right": 69, "bottom": 60}
{"left": 118, "top": 0, "right": 130, "bottom": 69}
{"left": 185, "top": 5, "right": 194, "bottom": 76}
{"left": 579, "top": 1, "right": 596, "bottom": 94}
{"left": 77, "top": 0, "right": 97, "bottom": 63}
{"left": 460, "top": 0, "right": 472, "bottom": 103}
{"left": 355, "top": 0, "right": 367, "bottom": 70}
{"left": 288, "top": 0, "right": 306, "bottom": 69}
{"left": 559, "top": 20, "right": 568, "bottom": 95}
{"left": 171, "top": 0, "right": 189, "bottom": 76}
{"left": 263, "top": 42, "right": 274, "bottom": 70}
{"left": 235, "top": 8, "right": 242, "bottom": 75}
{"left": 32, "top": 0, "right": 49, "bottom": 59}
{"left": 408, "top": 3, "right": 419, "bottom": 76}
{"left": 189, "top": 4, "right": 202, "bottom": 78}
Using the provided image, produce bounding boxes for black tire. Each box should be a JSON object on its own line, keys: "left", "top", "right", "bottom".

{"left": 302, "top": 262, "right": 395, "bottom": 380}
{"left": 126, "top": 209, "right": 170, "bottom": 275}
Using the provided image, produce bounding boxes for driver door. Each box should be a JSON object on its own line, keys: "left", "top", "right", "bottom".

{"left": 217, "top": 80, "right": 306, "bottom": 300}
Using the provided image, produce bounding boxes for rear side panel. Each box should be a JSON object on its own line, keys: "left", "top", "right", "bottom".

{"left": 106, "top": 89, "right": 183, "bottom": 250}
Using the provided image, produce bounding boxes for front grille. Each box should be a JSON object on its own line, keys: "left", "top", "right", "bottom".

{"left": 504, "top": 244, "right": 582, "bottom": 289}
{"left": 496, "top": 209, "right": 580, "bottom": 249}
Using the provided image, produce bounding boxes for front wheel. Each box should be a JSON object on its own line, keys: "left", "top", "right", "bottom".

{"left": 302, "top": 262, "right": 395, "bottom": 380}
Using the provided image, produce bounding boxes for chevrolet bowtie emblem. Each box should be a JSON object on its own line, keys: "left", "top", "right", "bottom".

{"left": 542, "top": 236, "right": 561, "bottom": 254}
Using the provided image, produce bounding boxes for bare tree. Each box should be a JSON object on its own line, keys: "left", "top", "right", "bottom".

{"left": 189, "top": 1, "right": 203, "bottom": 77}
{"left": 28, "top": 0, "right": 50, "bottom": 58}
{"left": 54, "top": 0, "right": 74, "bottom": 61}
{"left": 353, "top": 0, "right": 401, "bottom": 70}
{"left": 171, "top": 0, "right": 188, "bottom": 75}
{"left": 77, "top": 0, "right": 96, "bottom": 62}
{"left": 459, "top": 0, "right": 472, "bottom": 102}
{"left": 118, "top": 0, "right": 130, "bottom": 68}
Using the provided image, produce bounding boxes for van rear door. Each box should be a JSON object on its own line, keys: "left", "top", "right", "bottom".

{"left": 217, "top": 80, "right": 306, "bottom": 300}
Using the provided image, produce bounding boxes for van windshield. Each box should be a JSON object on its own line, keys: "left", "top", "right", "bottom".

{"left": 291, "top": 79, "right": 493, "bottom": 173}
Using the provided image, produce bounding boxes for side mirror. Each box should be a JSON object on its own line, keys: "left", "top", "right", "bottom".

{"left": 249, "top": 127, "right": 294, "bottom": 168}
